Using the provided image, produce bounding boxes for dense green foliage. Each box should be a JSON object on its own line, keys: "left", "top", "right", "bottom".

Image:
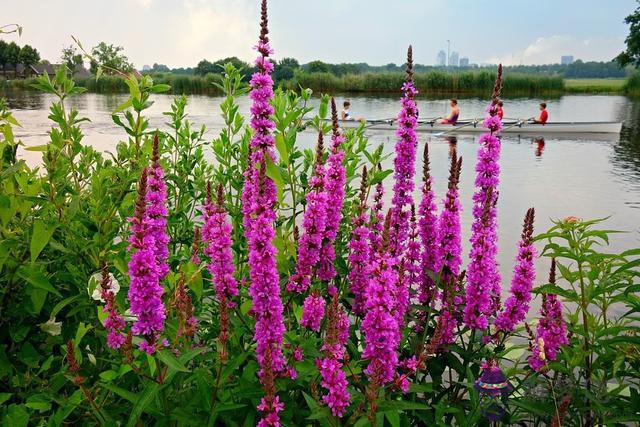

{"left": 0, "top": 40, "right": 39, "bottom": 75}
{"left": 287, "top": 70, "right": 564, "bottom": 95}
{"left": 89, "top": 42, "right": 134, "bottom": 75}
{"left": 0, "top": 64, "right": 638, "bottom": 426}
{"left": 617, "top": 0, "right": 640, "bottom": 68}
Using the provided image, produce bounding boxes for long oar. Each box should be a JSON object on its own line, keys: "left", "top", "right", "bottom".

{"left": 363, "top": 118, "right": 396, "bottom": 130}
{"left": 432, "top": 119, "right": 481, "bottom": 137}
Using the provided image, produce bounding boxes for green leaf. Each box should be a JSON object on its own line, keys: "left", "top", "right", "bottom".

{"left": 74, "top": 322, "right": 91, "bottom": 346}
{"left": 30, "top": 220, "right": 56, "bottom": 263}
{"left": 0, "top": 393, "right": 11, "bottom": 406}
{"left": 377, "top": 400, "right": 430, "bottom": 411}
{"left": 157, "top": 349, "right": 190, "bottom": 373}
{"left": 17, "top": 267, "right": 62, "bottom": 298}
{"left": 127, "top": 382, "right": 162, "bottom": 427}
{"left": 264, "top": 155, "right": 284, "bottom": 204}
{"left": 4, "top": 404, "right": 29, "bottom": 427}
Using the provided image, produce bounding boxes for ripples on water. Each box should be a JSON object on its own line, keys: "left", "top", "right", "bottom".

{"left": 2, "top": 90, "right": 640, "bottom": 302}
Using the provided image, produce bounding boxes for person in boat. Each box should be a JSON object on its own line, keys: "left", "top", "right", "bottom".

{"left": 532, "top": 102, "right": 548, "bottom": 124}
{"left": 340, "top": 100, "right": 365, "bottom": 121}
{"left": 439, "top": 99, "right": 460, "bottom": 125}
{"left": 497, "top": 101, "right": 504, "bottom": 119}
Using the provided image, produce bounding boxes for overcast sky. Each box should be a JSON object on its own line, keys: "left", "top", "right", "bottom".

{"left": 2, "top": 0, "right": 636, "bottom": 68}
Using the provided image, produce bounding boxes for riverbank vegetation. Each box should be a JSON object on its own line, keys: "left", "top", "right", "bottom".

{"left": 2, "top": 2, "right": 640, "bottom": 424}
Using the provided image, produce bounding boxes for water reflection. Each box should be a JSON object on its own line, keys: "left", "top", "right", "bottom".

{"left": 533, "top": 137, "right": 545, "bottom": 158}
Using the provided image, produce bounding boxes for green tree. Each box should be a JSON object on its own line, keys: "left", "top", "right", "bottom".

{"left": 194, "top": 59, "right": 215, "bottom": 75}
{"left": 306, "top": 60, "right": 329, "bottom": 73}
{"left": 151, "top": 63, "right": 170, "bottom": 72}
{"left": 5, "top": 41, "right": 20, "bottom": 73}
{"left": 616, "top": 1, "right": 640, "bottom": 67}
{"left": 0, "top": 40, "right": 7, "bottom": 74}
{"left": 18, "top": 44, "right": 40, "bottom": 70}
{"left": 61, "top": 45, "right": 83, "bottom": 73}
{"left": 273, "top": 57, "right": 299, "bottom": 82}
{"left": 89, "top": 42, "right": 133, "bottom": 74}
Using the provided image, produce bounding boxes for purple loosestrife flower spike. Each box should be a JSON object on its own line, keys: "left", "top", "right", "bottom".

{"left": 403, "top": 204, "right": 421, "bottom": 317}
{"left": 288, "top": 133, "right": 328, "bottom": 293}
{"left": 243, "top": 0, "right": 286, "bottom": 394}
{"left": 128, "top": 168, "right": 166, "bottom": 354}
{"left": 100, "top": 262, "right": 125, "bottom": 349}
{"left": 147, "top": 135, "right": 170, "bottom": 280}
{"left": 418, "top": 144, "right": 441, "bottom": 306}
{"left": 317, "top": 98, "right": 347, "bottom": 281}
{"left": 464, "top": 67, "right": 503, "bottom": 330}
{"left": 436, "top": 152, "right": 463, "bottom": 344}
{"left": 203, "top": 183, "right": 239, "bottom": 302}
{"left": 529, "top": 259, "right": 568, "bottom": 371}
{"left": 348, "top": 167, "right": 371, "bottom": 315}
{"left": 361, "top": 210, "right": 400, "bottom": 385}
{"left": 495, "top": 208, "right": 536, "bottom": 332}
{"left": 317, "top": 294, "right": 351, "bottom": 417}
{"left": 390, "top": 46, "right": 419, "bottom": 256}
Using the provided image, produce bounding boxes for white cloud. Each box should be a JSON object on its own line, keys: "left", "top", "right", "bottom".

{"left": 486, "top": 35, "right": 625, "bottom": 65}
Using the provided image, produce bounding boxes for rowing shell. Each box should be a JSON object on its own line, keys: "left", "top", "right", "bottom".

{"left": 325, "top": 119, "right": 623, "bottom": 134}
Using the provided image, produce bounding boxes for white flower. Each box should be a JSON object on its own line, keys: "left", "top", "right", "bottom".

{"left": 88, "top": 272, "right": 120, "bottom": 302}
{"left": 40, "top": 317, "right": 62, "bottom": 336}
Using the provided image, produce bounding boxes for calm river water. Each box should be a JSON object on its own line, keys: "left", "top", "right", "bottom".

{"left": 2, "top": 90, "right": 640, "bottom": 295}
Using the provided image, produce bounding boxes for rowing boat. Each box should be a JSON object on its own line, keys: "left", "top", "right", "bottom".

{"left": 324, "top": 119, "right": 623, "bottom": 134}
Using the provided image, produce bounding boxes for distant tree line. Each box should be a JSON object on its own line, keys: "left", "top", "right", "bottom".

{"left": 0, "top": 40, "right": 40, "bottom": 75}
{"left": 142, "top": 56, "right": 628, "bottom": 82}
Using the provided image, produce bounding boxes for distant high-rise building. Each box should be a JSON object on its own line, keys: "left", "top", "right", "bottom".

{"left": 459, "top": 57, "right": 469, "bottom": 67}
{"left": 449, "top": 51, "right": 460, "bottom": 67}
{"left": 437, "top": 50, "right": 447, "bottom": 67}
{"left": 561, "top": 55, "right": 574, "bottom": 65}
{"left": 142, "top": 64, "right": 151, "bottom": 71}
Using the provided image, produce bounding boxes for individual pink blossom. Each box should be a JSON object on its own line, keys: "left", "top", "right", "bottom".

{"left": 403, "top": 205, "right": 421, "bottom": 319}
{"left": 494, "top": 208, "right": 536, "bottom": 332}
{"left": 391, "top": 46, "right": 419, "bottom": 256}
{"left": 203, "top": 183, "right": 238, "bottom": 302}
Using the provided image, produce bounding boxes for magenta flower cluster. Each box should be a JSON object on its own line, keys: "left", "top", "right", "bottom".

{"left": 494, "top": 208, "right": 536, "bottom": 332}
{"left": 361, "top": 243, "right": 400, "bottom": 385}
{"left": 317, "top": 299, "right": 350, "bottom": 416}
{"left": 300, "top": 293, "right": 326, "bottom": 332}
{"left": 242, "top": 0, "right": 286, "bottom": 386}
{"left": 437, "top": 155, "right": 463, "bottom": 345}
{"left": 348, "top": 204, "right": 370, "bottom": 315}
{"left": 417, "top": 145, "right": 441, "bottom": 306}
{"left": 147, "top": 140, "right": 170, "bottom": 280}
{"left": 390, "top": 46, "right": 419, "bottom": 255}
{"left": 317, "top": 105, "right": 346, "bottom": 281}
{"left": 464, "top": 116, "right": 502, "bottom": 330}
{"left": 203, "top": 184, "right": 239, "bottom": 302}
{"left": 288, "top": 136, "right": 328, "bottom": 293}
{"left": 529, "top": 292, "right": 568, "bottom": 371}
{"left": 127, "top": 168, "right": 167, "bottom": 354}
{"left": 101, "top": 273, "right": 125, "bottom": 349}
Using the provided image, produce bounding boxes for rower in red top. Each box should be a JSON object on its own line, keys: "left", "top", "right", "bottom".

{"left": 532, "top": 102, "right": 548, "bottom": 124}
{"left": 497, "top": 101, "right": 504, "bottom": 119}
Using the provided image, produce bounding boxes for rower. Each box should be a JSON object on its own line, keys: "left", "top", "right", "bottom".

{"left": 497, "top": 101, "right": 504, "bottom": 119}
{"left": 532, "top": 102, "right": 548, "bottom": 124}
{"left": 341, "top": 101, "right": 353, "bottom": 120}
{"left": 439, "top": 99, "right": 459, "bottom": 125}
{"left": 340, "top": 100, "right": 365, "bottom": 121}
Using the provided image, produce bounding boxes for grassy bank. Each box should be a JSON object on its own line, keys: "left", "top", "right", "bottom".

{"left": 5, "top": 72, "right": 225, "bottom": 95}
{"left": 286, "top": 70, "right": 565, "bottom": 96}
{"left": 564, "top": 78, "right": 627, "bottom": 93}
